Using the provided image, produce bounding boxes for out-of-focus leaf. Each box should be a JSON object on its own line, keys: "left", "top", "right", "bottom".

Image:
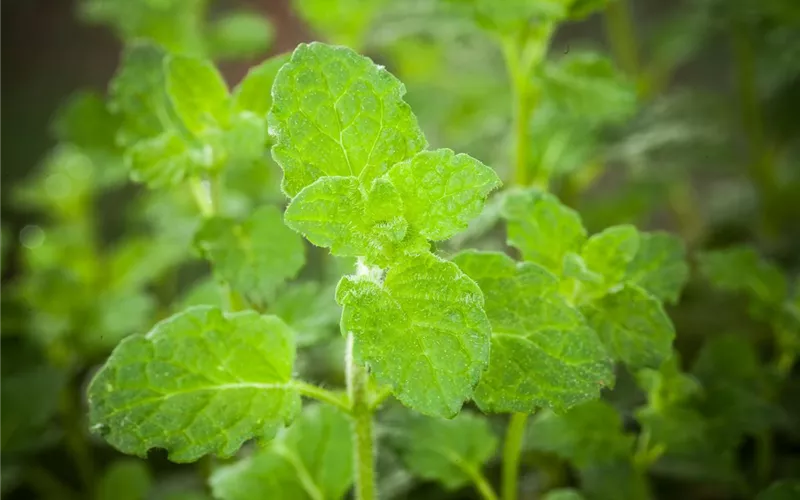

{"left": 97, "top": 459, "right": 152, "bottom": 500}
{"left": 208, "top": 11, "right": 274, "bottom": 60}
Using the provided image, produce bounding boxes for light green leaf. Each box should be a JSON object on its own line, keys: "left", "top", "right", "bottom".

{"left": 453, "top": 251, "right": 613, "bottom": 413}
{"left": 528, "top": 399, "right": 634, "bottom": 467}
{"left": 337, "top": 252, "right": 491, "bottom": 417}
{"left": 395, "top": 411, "right": 497, "bottom": 490}
{"left": 581, "top": 224, "right": 640, "bottom": 294}
{"left": 88, "top": 306, "right": 301, "bottom": 462}
{"left": 208, "top": 11, "right": 274, "bottom": 60}
{"left": 625, "top": 232, "right": 688, "bottom": 304}
{"left": 108, "top": 41, "right": 170, "bottom": 146}
{"left": 699, "top": 246, "right": 788, "bottom": 306}
{"left": 543, "top": 489, "right": 586, "bottom": 500}
{"left": 284, "top": 176, "right": 427, "bottom": 266}
{"left": 271, "top": 282, "right": 340, "bottom": 347}
{"left": 269, "top": 42, "right": 426, "bottom": 197}
{"left": 97, "top": 459, "right": 152, "bottom": 500}
{"left": 636, "top": 354, "right": 702, "bottom": 408}
{"left": 52, "top": 91, "right": 121, "bottom": 152}
{"left": 386, "top": 149, "right": 501, "bottom": 241}
{"left": 233, "top": 54, "right": 290, "bottom": 117}
{"left": 582, "top": 285, "right": 674, "bottom": 369}
{"left": 166, "top": 55, "right": 230, "bottom": 136}
{"left": 127, "top": 131, "right": 194, "bottom": 188}
{"left": 292, "top": 0, "right": 386, "bottom": 49}
{"left": 757, "top": 480, "right": 800, "bottom": 500}
{"left": 210, "top": 404, "right": 353, "bottom": 500}
{"left": 195, "top": 206, "right": 305, "bottom": 305}
{"left": 223, "top": 112, "right": 267, "bottom": 162}
{"left": 540, "top": 51, "right": 636, "bottom": 125}
{"left": 502, "top": 189, "right": 586, "bottom": 274}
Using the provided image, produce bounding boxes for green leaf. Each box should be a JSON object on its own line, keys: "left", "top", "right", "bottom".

{"left": 453, "top": 251, "right": 613, "bottom": 413}
{"left": 284, "top": 176, "right": 427, "bottom": 266}
{"left": 540, "top": 51, "right": 636, "bottom": 125}
{"left": 336, "top": 252, "right": 491, "bottom": 417}
{"left": 127, "top": 131, "right": 195, "bottom": 188}
{"left": 528, "top": 399, "right": 634, "bottom": 467}
{"left": 165, "top": 55, "right": 230, "bottom": 136}
{"left": 223, "top": 112, "right": 267, "bottom": 162}
{"left": 692, "top": 335, "right": 782, "bottom": 446}
{"left": 386, "top": 149, "right": 501, "bottom": 241}
{"left": 699, "top": 246, "right": 788, "bottom": 305}
{"left": 579, "top": 461, "right": 652, "bottom": 500}
{"left": 88, "top": 306, "right": 301, "bottom": 462}
{"left": 269, "top": 42, "right": 426, "bottom": 197}
{"left": 52, "top": 91, "right": 121, "bottom": 152}
{"left": 210, "top": 404, "right": 353, "bottom": 500}
{"left": 580, "top": 224, "right": 640, "bottom": 294}
{"left": 195, "top": 206, "right": 305, "bottom": 305}
{"left": 542, "top": 489, "right": 586, "bottom": 500}
{"left": 625, "top": 232, "right": 689, "bottom": 304}
{"left": 271, "top": 282, "right": 340, "bottom": 347}
{"left": 568, "top": 0, "right": 608, "bottom": 19}
{"left": 233, "top": 54, "right": 290, "bottom": 117}
{"left": 108, "top": 41, "right": 170, "bottom": 146}
{"left": 582, "top": 285, "right": 675, "bottom": 369}
{"left": 292, "top": 0, "right": 386, "bottom": 49}
{"left": 394, "top": 411, "right": 497, "bottom": 490}
{"left": 208, "top": 11, "right": 274, "bottom": 60}
{"left": 502, "top": 189, "right": 586, "bottom": 274}
{"left": 757, "top": 480, "right": 800, "bottom": 500}
{"left": 97, "top": 459, "right": 152, "bottom": 500}
{"left": 636, "top": 354, "right": 702, "bottom": 408}
{"left": 1, "top": 365, "right": 65, "bottom": 454}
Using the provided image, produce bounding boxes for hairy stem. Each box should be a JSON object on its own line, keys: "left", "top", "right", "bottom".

{"left": 502, "top": 38, "right": 538, "bottom": 188}
{"left": 347, "top": 334, "right": 377, "bottom": 500}
{"left": 293, "top": 381, "right": 351, "bottom": 414}
{"left": 502, "top": 412, "right": 529, "bottom": 500}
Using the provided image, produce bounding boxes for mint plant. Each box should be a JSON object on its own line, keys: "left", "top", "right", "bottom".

{"left": 4, "top": 0, "right": 800, "bottom": 499}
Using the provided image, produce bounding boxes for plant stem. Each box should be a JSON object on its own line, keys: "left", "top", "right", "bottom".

{"left": 604, "top": 0, "right": 639, "bottom": 79}
{"left": 502, "top": 412, "right": 529, "bottom": 500}
{"left": 346, "top": 334, "right": 377, "bottom": 500}
{"left": 755, "top": 430, "right": 773, "bottom": 487}
{"left": 60, "top": 382, "right": 94, "bottom": 497}
{"left": 502, "top": 36, "right": 540, "bottom": 188}
{"left": 292, "top": 381, "right": 351, "bottom": 414}
{"left": 463, "top": 463, "right": 500, "bottom": 500}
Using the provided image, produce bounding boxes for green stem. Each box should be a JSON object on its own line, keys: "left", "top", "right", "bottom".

{"left": 189, "top": 177, "right": 214, "bottom": 218}
{"left": 731, "top": 24, "right": 778, "bottom": 237}
{"left": 502, "top": 412, "right": 529, "bottom": 500}
{"left": 755, "top": 431, "right": 773, "bottom": 487}
{"left": 292, "top": 381, "right": 351, "bottom": 414}
{"left": 465, "top": 464, "right": 500, "bottom": 500}
{"left": 347, "top": 334, "right": 377, "bottom": 500}
{"left": 604, "top": 0, "right": 640, "bottom": 79}
{"left": 60, "top": 383, "right": 94, "bottom": 497}
{"left": 502, "top": 37, "right": 540, "bottom": 188}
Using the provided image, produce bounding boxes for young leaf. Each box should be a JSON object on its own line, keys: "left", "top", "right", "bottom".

{"left": 292, "top": 0, "right": 386, "bottom": 49}
{"left": 97, "top": 459, "right": 152, "bottom": 500}
{"left": 208, "top": 11, "right": 274, "bottom": 60}
{"left": 386, "top": 149, "right": 501, "bottom": 241}
{"left": 625, "top": 232, "right": 689, "bottom": 304}
{"left": 108, "top": 41, "right": 171, "bottom": 146}
{"left": 52, "top": 91, "right": 121, "bottom": 153}
{"left": 528, "top": 399, "right": 635, "bottom": 467}
{"left": 336, "top": 252, "right": 491, "bottom": 417}
{"left": 165, "top": 55, "right": 230, "bottom": 135}
{"left": 269, "top": 42, "right": 426, "bottom": 197}
{"left": 127, "top": 131, "right": 194, "bottom": 188}
{"left": 582, "top": 285, "right": 675, "bottom": 369}
{"left": 233, "top": 54, "right": 290, "bottom": 117}
{"left": 453, "top": 250, "right": 613, "bottom": 413}
{"left": 194, "top": 205, "right": 305, "bottom": 305}
{"left": 394, "top": 412, "right": 497, "bottom": 490}
{"left": 210, "top": 404, "right": 353, "bottom": 500}
{"left": 270, "top": 282, "right": 340, "bottom": 347}
{"left": 88, "top": 306, "right": 301, "bottom": 462}
{"left": 502, "top": 189, "right": 587, "bottom": 274}
{"left": 699, "top": 246, "right": 788, "bottom": 306}
{"left": 580, "top": 224, "right": 640, "bottom": 294}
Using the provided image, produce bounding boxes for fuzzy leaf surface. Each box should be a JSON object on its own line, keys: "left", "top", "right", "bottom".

{"left": 337, "top": 253, "right": 491, "bottom": 417}
{"left": 625, "top": 232, "right": 689, "bottom": 304}
{"left": 453, "top": 251, "right": 612, "bottom": 413}
{"left": 165, "top": 55, "right": 230, "bottom": 135}
{"left": 269, "top": 42, "right": 426, "bottom": 196}
{"left": 88, "top": 306, "right": 300, "bottom": 462}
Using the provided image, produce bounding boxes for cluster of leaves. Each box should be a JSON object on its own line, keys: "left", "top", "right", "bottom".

{"left": 3, "top": 0, "right": 800, "bottom": 499}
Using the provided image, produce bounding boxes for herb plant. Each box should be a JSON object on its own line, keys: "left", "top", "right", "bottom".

{"left": 3, "top": 0, "right": 800, "bottom": 500}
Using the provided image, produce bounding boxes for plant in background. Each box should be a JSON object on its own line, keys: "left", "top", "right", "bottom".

{"left": 3, "top": 0, "right": 800, "bottom": 499}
